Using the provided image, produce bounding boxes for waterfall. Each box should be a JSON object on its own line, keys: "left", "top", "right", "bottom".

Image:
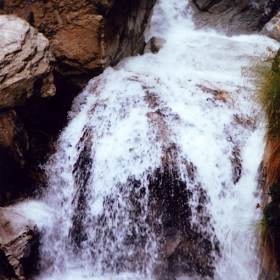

{"left": 12, "top": 0, "right": 280, "bottom": 279}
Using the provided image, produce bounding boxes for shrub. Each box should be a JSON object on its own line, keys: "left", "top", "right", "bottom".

{"left": 253, "top": 50, "right": 280, "bottom": 183}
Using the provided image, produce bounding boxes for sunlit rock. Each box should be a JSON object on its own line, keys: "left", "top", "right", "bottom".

{"left": 0, "top": 0, "right": 157, "bottom": 88}
{"left": 0, "top": 207, "right": 39, "bottom": 280}
{"left": 261, "top": 12, "right": 280, "bottom": 42}
{"left": 0, "top": 15, "right": 55, "bottom": 109}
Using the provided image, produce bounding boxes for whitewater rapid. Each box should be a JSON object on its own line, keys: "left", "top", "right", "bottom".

{"left": 12, "top": 0, "right": 280, "bottom": 279}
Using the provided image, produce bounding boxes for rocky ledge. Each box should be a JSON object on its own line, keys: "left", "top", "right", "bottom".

{"left": 0, "top": 15, "right": 55, "bottom": 109}
{"left": 0, "top": 0, "right": 157, "bottom": 88}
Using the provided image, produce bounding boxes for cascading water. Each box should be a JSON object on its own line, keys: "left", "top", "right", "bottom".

{"left": 12, "top": 0, "right": 280, "bottom": 279}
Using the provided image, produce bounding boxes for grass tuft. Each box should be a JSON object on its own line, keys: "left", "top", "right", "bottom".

{"left": 253, "top": 50, "right": 280, "bottom": 183}
{"left": 251, "top": 49, "right": 280, "bottom": 275}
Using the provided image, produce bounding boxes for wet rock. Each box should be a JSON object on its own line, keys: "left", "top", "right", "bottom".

{"left": 0, "top": 15, "right": 55, "bottom": 109}
{"left": 190, "top": 0, "right": 280, "bottom": 35}
{"left": 144, "top": 36, "right": 166, "bottom": 54}
{"left": 0, "top": 110, "right": 29, "bottom": 205}
{"left": 0, "top": 110, "right": 28, "bottom": 168}
{"left": 261, "top": 12, "right": 280, "bottom": 42}
{"left": 231, "top": 146, "right": 242, "bottom": 184}
{"left": 149, "top": 162, "right": 220, "bottom": 279}
{"left": 0, "top": 0, "right": 157, "bottom": 88}
{"left": 0, "top": 207, "right": 39, "bottom": 280}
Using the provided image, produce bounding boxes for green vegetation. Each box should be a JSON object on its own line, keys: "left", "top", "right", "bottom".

{"left": 261, "top": 182, "right": 280, "bottom": 270}
{"left": 263, "top": 182, "right": 280, "bottom": 230}
{"left": 253, "top": 50, "right": 280, "bottom": 183}
{"left": 257, "top": 51, "right": 280, "bottom": 141}
{"left": 253, "top": 49, "right": 280, "bottom": 273}
{"left": 38, "top": 25, "right": 46, "bottom": 33}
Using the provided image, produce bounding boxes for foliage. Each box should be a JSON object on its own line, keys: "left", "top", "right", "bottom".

{"left": 252, "top": 50, "right": 280, "bottom": 183}
{"left": 38, "top": 25, "right": 45, "bottom": 33}
{"left": 261, "top": 182, "right": 280, "bottom": 272}
{"left": 263, "top": 182, "right": 280, "bottom": 230}
{"left": 255, "top": 51, "right": 280, "bottom": 140}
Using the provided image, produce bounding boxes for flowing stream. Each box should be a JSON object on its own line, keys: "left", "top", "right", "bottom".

{"left": 13, "top": 0, "right": 280, "bottom": 279}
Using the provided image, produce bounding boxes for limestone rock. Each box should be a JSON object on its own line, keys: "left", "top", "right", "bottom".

{"left": 0, "top": 15, "right": 55, "bottom": 109}
{"left": 261, "top": 12, "right": 280, "bottom": 42}
{"left": 0, "top": 207, "right": 38, "bottom": 280}
{"left": 190, "top": 0, "right": 280, "bottom": 35}
{"left": 0, "top": 0, "right": 157, "bottom": 88}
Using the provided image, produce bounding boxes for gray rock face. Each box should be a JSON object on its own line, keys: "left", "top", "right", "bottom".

{"left": 261, "top": 12, "right": 280, "bottom": 42}
{"left": 0, "top": 15, "right": 55, "bottom": 109}
{"left": 106, "top": 0, "right": 158, "bottom": 66}
{"left": 190, "top": 0, "right": 280, "bottom": 35}
{"left": 0, "top": 207, "right": 38, "bottom": 280}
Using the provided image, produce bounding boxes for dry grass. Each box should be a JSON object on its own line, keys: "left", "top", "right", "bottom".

{"left": 251, "top": 50, "right": 280, "bottom": 276}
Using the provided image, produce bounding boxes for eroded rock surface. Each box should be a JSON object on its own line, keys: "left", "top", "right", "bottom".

{"left": 0, "top": 207, "right": 38, "bottom": 280}
{"left": 190, "top": 0, "right": 280, "bottom": 35}
{"left": 0, "top": 15, "right": 55, "bottom": 109}
{"left": 0, "top": 0, "right": 157, "bottom": 87}
{"left": 261, "top": 12, "right": 280, "bottom": 42}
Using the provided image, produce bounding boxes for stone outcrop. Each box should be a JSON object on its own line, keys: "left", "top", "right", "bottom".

{"left": 0, "top": 15, "right": 55, "bottom": 109}
{"left": 0, "top": 0, "right": 157, "bottom": 87}
{"left": 0, "top": 207, "right": 39, "bottom": 280}
{"left": 261, "top": 12, "right": 280, "bottom": 42}
{"left": 190, "top": 0, "right": 280, "bottom": 35}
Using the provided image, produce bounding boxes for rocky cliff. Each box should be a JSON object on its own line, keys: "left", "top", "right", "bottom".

{"left": 0, "top": 0, "right": 157, "bottom": 207}
{"left": 1, "top": 0, "right": 280, "bottom": 279}
{"left": 190, "top": 0, "right": 280, "bottom": 35}
{"left": 0, "top": 0, "right": 157, "bottom": 87}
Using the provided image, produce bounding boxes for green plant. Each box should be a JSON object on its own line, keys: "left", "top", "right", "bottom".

{"left": 250, "top": 50, "right": 280, "bottom": 183}
{"left": 250, "top": 51, "right": 280, "bottom": 273}
{"left": 38, "top": 25, "right": 45, "bottom": 33}
{"left": 255, "top": 51, "right": 280, "bottom": 141}
{"left": 261, "top": 182, "right": 280, "bottom": 272}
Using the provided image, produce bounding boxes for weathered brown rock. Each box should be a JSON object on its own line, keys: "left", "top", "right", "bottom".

{"left": 190, "top": 0, "right": 280, "bottom": 35}
{"left": 0, "top": 110, "right": 28, "bottom": 168}
{"left": 0, "top": 207, "right": 38, "bottom": 280}
{"left": 0, "top": 0, "right": 156, "bottom": 87}
{"left": 0, "top": 110, "right": 30, "bottom": 206}
{"left": 0, "top": 15, "right": 55, "bottom": 109}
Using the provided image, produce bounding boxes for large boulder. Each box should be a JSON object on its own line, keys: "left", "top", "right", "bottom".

{"left": 0, "top": 207, "right": 39, "bottom": 280}
{"left": 190, "top": 0, "right": 280, "bottom": 35}
{"left": 0, "top": 15, "right": 55, "bottom": 109}
{"left": 261, "top": 12, "right": 280, "bottom": 42}
{"left": 0, "top": 0, "right": 157, "bottom": 87}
